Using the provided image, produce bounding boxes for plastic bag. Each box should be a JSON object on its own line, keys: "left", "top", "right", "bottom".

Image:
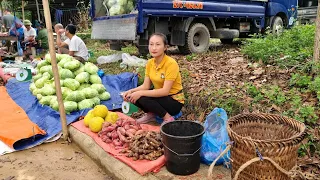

{"left": 200, "top": 108, "right": 230, "bottom": 165}
{"left": 97, "top": 53, "right": 122, "bottom": 64}
{"left": 121, "top": 53, "right": 147, "bottom": 67}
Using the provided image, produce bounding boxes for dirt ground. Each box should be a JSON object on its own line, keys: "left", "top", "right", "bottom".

{"left": 0, "top": 139, "right": 112, "bottom": 180}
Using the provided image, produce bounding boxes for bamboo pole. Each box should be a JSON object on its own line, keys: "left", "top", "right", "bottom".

{"left": 42, "top": 0, "right": 69, "bottom": 140}
{"left": 22, "top": 0, "right": 25, "bottom": 21}
{"left": 36, "top": 0, "right": 41, "bottom": 22}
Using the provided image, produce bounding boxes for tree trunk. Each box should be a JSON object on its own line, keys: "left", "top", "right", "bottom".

{"left": 313, "top": 0, "right": 320, "bottom": 62}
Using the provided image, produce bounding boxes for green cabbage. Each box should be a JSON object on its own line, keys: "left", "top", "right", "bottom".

{"left": 58, "top": 57, "right": 72, "bottom": 67}
{"left": 32, "top": 73, "right": 43, "bottom": 82}
{"left": 42, "top": 72, "right": 52, "bottom": 79}
{"left": 61, "top": 87, "right": 72, "bottom": 99}
{"left": 37, "top": 60, "right": 50, "bottom": 69}
{"left": 78, "top": 99, "right": 95, "bottom": 110}
{"left": 99, "top": 92, "right": 111, "bottom": 101}
{"left": 40, "top": 84, "right": 56, "bottom": 96}
{"left": 91, "top": 84, "right": 106, "bottom": 94}
{"left": 82, "top": 88, "right": 99, "bottom": 99}
{"left": 84, "top": 62, "right": 99, "bottom": 75}
{"left": 40, "top": 65, "right": 53, "bottom": 75}
{"left": 64, "top": 60, "right": 81, "bottom": 70}
{"left": 89, "top": 74, "right": 102, "bottom": 84}
{"left": 64, "top": 101, "right": 78, "bottom": 114}
{"left": 60, "top": 69, "right": 75, "bottom": 79}
{"left": 78, "top": 83, "right": 91, "bottom": 90}
{"left": 50, "top": 96, "right": 57, "bottom": 106}
{"left": 32, "top": 88, "right": 41, "bottom": 96}
{"left": 39, "top": 96, "right": 55, "bottom": 106}
{"left": 29, "top": 83, "right": 36, "bottom": 92}
{"left": 50, "top": 79, "right": 64, "bottom": 88}
{"left": 36, "top": 94, "right": 43, "bottom": 100}
{"left": 65, "top": 90, "right": 86, "bottom": 102}
{"left": 91, "top": 97, "right": 101, "bottom": 106}
{"left": 74, "top": 64, "right": 85, "bottom": 76}
{"left": 63, "top": 78, "right": 80, "bottom": 91}
{"left": 35, "top": 76, "right": 50, "bottom": 88}
{"left": 50, "top": 101, "right": 59, "bottom": 111}
{"left": 45, "top": 54, "right": 51, "bottom": 63}
{"left": 56, "top": 54, "right": 71, "bottom": 61}
{"left": 75, "top": 72, "right": 90, "bottom": 84}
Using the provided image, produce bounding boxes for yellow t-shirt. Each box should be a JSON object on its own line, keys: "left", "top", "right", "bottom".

{"left": 145, "top": 55, "right": 185, "bottom": 104}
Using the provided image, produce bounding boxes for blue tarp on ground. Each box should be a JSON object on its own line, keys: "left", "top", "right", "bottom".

{"left": 5, "top": 72, "right": 138, "bottom": 150}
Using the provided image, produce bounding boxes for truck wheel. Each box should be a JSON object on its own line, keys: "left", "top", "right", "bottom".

{"left": 272, "top": 16, "right": 284, "bottom": 35}
{"left": 220, "top": 39, "right": 233, "bottom": 44}
{"left": 178, "top": 23, "right": 210, "bottom": 54}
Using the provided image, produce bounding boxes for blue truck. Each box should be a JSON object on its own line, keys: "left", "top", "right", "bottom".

{"left": 90, "top": 0, "right": 298, "bottom": 55}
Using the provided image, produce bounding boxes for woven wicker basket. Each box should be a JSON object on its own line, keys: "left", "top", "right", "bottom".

{"left": 227, "top": 113, "right": 306, "bottom": 180}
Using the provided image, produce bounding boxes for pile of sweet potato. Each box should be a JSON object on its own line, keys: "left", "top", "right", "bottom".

{"left": 98, "top": 117, "right": 164, "bottom": 161}
{"left": 98, "top": 117, "right": 142, "bottom": 149}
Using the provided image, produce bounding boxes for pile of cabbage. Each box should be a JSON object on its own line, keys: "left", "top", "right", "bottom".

{"left": 106, "top": 0, "right": 136, "bottom": 16}
{"left": 29, "top": 54, "right": 111, "bottom": 114}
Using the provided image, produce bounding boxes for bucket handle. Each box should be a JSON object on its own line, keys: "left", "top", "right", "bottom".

{"left": 162, "top": 142, "right": 202, "bottom": 157}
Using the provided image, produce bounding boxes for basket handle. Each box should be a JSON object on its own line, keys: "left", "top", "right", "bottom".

{"left": 207, "top": 146, "right": 315, "bottom": 180}
{"left": 233, "top": 157, "right": 315, "bottom": 180}
{"left": 207, "top": 144, "right": 232, "bottom": 178}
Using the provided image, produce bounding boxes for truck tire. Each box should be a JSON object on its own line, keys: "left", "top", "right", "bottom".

{"left": 272, "top": 16, "right": 284, "bottom": 35}
{"left": 178, "top": 23, "right": 210, "bottom": 54}
{"left": 220, "top": 39, "right": 233, "bottom": 44}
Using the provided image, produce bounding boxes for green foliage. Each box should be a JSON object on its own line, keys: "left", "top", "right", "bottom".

{"left": 289, "top": 73, "right": 312, "bottom": 88}
{"left": 186, "top": 53, "right": 196, "bottom": 61}
{"left": 242, "top": 24, "right": 315, "bottom": 68}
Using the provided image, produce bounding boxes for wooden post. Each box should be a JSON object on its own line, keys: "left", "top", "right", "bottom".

{"left": 42, "top": 0, "right": 69, "bottom": 140}
{"left": 22, "top": 0, "right": 25, "bottom": 21}
{"left": 313, "top": 0, "right": 320, "bottom": 63}
{"left": 36, "top": 0, "right": 41, "bottom": 22}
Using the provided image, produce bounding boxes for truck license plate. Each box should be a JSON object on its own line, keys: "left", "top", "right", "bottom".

{"left": 240, "top": 22, "right": 250, "bottom": 32}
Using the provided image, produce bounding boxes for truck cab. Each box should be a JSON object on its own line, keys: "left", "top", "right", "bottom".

{"left": 91, "top": 0, "right": 298, "bottom": 55}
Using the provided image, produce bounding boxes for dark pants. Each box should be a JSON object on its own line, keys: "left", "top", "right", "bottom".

{"left": 134, "top": 96, "right": 183, "bottom": 118}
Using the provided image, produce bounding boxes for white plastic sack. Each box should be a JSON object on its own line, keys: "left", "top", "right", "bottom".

{"left": 97, "top": 53, "right": 122, "bottom": 64}
{"left": 121, "top": 53, "right": 147, "bottom": 67}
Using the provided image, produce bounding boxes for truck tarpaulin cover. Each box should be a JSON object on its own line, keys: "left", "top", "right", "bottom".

{"left": 2, "top": 73, "right": 137, "bottom": 151}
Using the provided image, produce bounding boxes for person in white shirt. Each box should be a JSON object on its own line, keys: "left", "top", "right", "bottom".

{"left": 54, "top": 23, "right": 69, "bottom": 54}
{"left": 56, "top": 24, "right": 88, "bottom": 63}
{"left": 23, "top": 20, "right": 36, "bottom": 44}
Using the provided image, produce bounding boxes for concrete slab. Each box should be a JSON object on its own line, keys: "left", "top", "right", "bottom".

{"left": 69, "top": 126, "right": 231, "bottom": 180}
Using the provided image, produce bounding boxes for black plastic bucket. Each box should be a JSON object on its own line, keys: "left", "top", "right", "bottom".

{"left": 160, "top": 120, "right": 205, "bottom": 175}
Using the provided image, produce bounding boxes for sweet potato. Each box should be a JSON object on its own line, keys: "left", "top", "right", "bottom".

{"left": 103, "top": 122, "right": 112, "bottom": 127}
{"left": 124, "top": 124, "right": 130, "bottom": 130}
{"left": 126, "top": 131, "right": 135, "bottom": 138}
{"left": 118, "top": 127, "right": 126, "bottom": 136}
{"left": 113, "top": 139, "right": 123, "bottom": 146}
{"left": 116, "top": 119, "right": 123, "bottom": 126}
{"left": 105, "top": 138, "right": 112, "bottom": 143}
{"left": 107, "top": 132, "right": 112, "bottom": 138}
{"left": 103, "top": 126, "right": 116, "bottom": 132}
{"left": 112, "top": 131, "right": 119, "bottom": 139}
{"left": 117, "top": 129, "right": 130, "bottom": 143}
{"left": 129, "top": 125, "right": 140, "bottom": 131}
{"left": 127, "top": 129, "right": 137, "bottom": 135}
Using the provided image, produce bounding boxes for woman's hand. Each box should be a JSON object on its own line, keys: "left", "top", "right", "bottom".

{"left": 122, "top": 90, "right": 132, "bottom": 101}
{"left": 128, "top": 91, "right": 142, "bottom": 104}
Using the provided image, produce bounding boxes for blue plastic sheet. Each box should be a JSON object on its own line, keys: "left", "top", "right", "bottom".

{"left": 5, "top": 72, "right": 137, "bottom": 150}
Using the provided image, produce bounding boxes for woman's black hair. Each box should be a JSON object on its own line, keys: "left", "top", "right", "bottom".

{"left": 149, "top": 32, "right": 168, "bottom": 45}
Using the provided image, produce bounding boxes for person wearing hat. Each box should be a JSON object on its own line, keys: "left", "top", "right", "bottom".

{"left": 23, "top": 20, "right": 36, "bottom": 44}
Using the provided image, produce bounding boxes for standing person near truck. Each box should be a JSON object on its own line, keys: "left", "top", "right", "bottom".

{"left": 2, "top": 9, "right": 14, "bottom": 32}
{"left": 122, "top": 33, "right": 184, "bottom": 124}
{"left": 57, "top": 24, "right": 88, "bottom": 63}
